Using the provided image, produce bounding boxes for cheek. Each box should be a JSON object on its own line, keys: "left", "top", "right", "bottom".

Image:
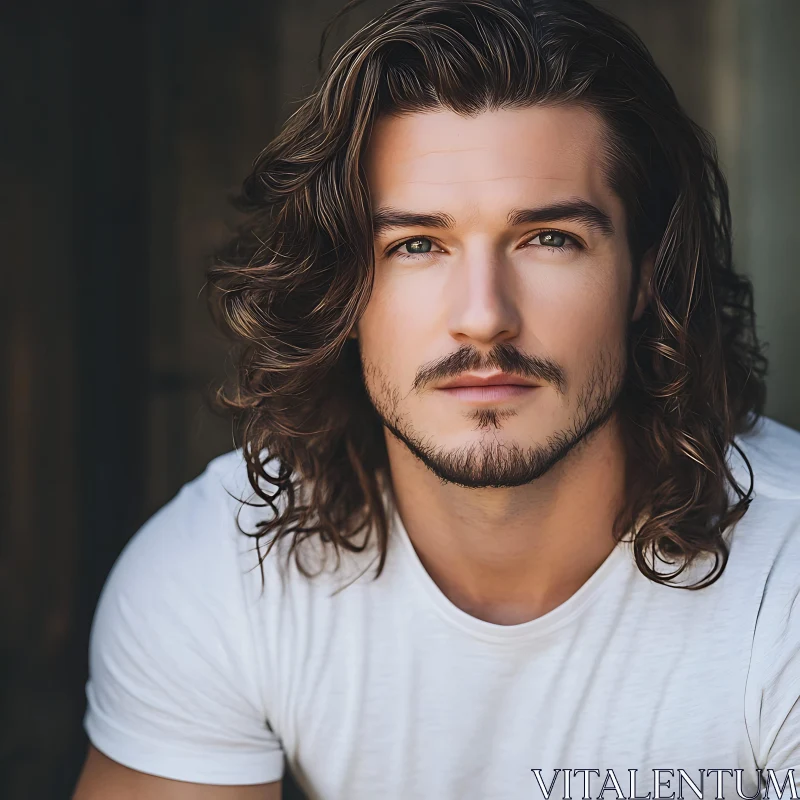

{"left": 358, "top": 273, "right": 438, "bottom": 381}
{"left": 524, "top": 266, "right": 629, "bottom": 364}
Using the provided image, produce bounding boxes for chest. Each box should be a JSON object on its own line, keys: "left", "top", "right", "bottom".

{"left": 271, "top": 585, "right": 758, "bottom": 800}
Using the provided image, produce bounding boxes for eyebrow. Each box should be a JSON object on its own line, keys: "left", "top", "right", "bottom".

{"left": 372, "top": 198, "right": 615, "bottom": 238}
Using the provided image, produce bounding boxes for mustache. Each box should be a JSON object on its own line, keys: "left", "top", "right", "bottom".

{"left": 413, "top": 342, "right": 567, "bottom": 394}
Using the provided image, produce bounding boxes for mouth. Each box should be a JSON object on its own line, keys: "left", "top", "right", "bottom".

{"left": 437, "top": 384, "right": 539, "bottom": 403}
{"left": 435, "top": 371, "right": 541, "bottom": 402}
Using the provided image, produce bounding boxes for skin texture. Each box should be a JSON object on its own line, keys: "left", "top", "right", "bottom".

{"left": 71, "top": 745, "right": 281, "bottom": 798}
{"left": 357, "top": 104, "right": 654, "bottom": 625}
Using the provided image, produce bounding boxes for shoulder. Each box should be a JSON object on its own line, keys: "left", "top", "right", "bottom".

{"left": 89, "top": 446, "right": 280, "bottom": 675}
{"left": 104, "top": 448, "right": 267, "bottom": 597}
{"left": 722, "top": 416, "right": 800, "bottom": 574}
{"left": 117, "top": 446, "right": 294, "bottom": 578}
{"left": 730, "top": 415, "right": 800, "bottom": 501}
{"left": 114, "top": 447, "right": 378, "bottom": 619}
{"left": 722, "top": 416, "right": 800, "bottom": 586}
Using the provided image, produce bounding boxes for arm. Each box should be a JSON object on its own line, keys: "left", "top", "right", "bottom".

{"left": 73, "top": 745, "right": 281, "bottom": 799}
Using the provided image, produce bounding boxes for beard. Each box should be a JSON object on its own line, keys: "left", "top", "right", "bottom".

{"left": 361, "top": 344, "right": 626, "bottom": 489}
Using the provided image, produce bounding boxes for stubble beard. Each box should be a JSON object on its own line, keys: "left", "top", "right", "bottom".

{"left": 361, "top": 346, "right": 627, "bottom": 489}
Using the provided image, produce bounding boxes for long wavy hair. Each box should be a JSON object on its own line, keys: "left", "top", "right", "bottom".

{"left": 206, "top": 0, "right": 767, "bottom": 590}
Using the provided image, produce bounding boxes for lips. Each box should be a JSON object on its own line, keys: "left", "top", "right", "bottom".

{"left": 437, "top": 372, "right": 539, "bottom": 389}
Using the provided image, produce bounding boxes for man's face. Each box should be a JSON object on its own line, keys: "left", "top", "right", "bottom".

{"left": 357, "top": 104, "right": 645, "bottom": 488}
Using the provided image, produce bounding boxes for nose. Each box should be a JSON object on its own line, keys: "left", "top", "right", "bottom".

{"left": 446, "top": 245, "right": 522, "bottom": 346}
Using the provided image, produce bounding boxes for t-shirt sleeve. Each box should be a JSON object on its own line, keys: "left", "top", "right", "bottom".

{"left": 748, "top": 513, "right": 800, "bottom": 789}
{"left": 83, "top": 461, "right": 285, "bottom": 786}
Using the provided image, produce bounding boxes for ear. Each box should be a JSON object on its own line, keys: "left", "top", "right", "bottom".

{"left": 631, "top": 245, "right": 656, "bottom": 322}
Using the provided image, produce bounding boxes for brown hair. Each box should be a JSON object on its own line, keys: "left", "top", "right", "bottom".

{"left": 206, "top": 0, "right": 767, "bottom": 590}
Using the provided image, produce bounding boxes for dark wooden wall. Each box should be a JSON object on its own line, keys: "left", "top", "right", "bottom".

{"left": 0, "top": 1, "right": 742, "bottom": 798}
{"left": 1, "top": 2, "right": 283, "bottom": 796}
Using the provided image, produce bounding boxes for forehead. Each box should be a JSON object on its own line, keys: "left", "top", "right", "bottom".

{"left": 363, "top": 104, "right": 618, "bottom": 220}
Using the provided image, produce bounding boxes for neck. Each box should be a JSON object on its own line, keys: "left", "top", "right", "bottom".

{"left": 385, "top": 414, "right": 628, "bottom": 625}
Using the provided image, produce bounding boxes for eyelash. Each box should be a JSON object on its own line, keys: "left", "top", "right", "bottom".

{"left": 387, "top": 230, "right": 582, "bottom": 261}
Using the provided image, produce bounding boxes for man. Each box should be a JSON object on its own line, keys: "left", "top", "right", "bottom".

{"left": 74, "top": 0, "right": 800, "bottom": 798}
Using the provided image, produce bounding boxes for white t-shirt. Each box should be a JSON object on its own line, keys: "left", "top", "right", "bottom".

{"left": 84, "top": 416, "right": 800, "bottom": 799}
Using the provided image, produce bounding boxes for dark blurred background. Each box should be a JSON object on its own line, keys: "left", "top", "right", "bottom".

{"left": 1, "top": 0, "right": 799, "bottom": 797}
